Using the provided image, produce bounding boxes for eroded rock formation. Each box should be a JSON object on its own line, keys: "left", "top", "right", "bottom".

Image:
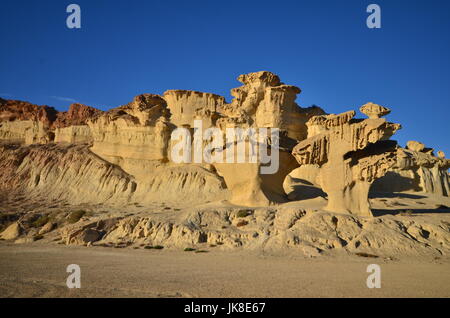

{"left": 164, "top": 90, "right": 225, "bottom": 128}
{"left": 292, "top": 104, "right": 401, "bottom": 216}
{"left": 372, "top": 142, "right": 450, "bottom": 196}
{"left": 53, "top": 103, "right": 103, "bottom": 143}
{"left": 0, "top": 99, "right": 102, "bottom": 145}
{"left": 88, "top": 94, "right": 172, "bottom": 171}
{"left": 0, "top": 99, "right": 57, "bottom": 144}
{"left": 219, "top": 71, "right": 325, "bottom": 140}
{"left": 83, "top": 71, "right": 323, "bottom": 206}
{"left": 0, "top": 98, "right": 58, "bottom": 125}
{"left": 0, "top": 73, "right": 448, "bottom": 217}
{"left": 53, "top": 103, "right": 103, "bottom": 128}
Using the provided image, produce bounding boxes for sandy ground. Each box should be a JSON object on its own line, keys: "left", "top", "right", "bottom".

{"left": 0, "top": 243, "right": 449, "bottom": 298}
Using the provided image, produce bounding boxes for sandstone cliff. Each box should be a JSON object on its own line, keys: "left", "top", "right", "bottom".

{"left": 372, "top": 143, "right": 450, "bottom": 196}
{"left": 1, "top": 71, "right": 450, "bottom": 255}
{"left": 0, "top": 72, "right": 448, "bottom": 217}
{"left": 0, "top": 99, "right": 103, "bottom": 145}
{"left": 0, "top": 98, "right": 58, "bottom": 125}
{"left": 0, "top": 99, "right": 57, "bottom": 144}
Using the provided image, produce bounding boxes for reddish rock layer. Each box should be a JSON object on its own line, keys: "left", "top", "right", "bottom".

{"left": 0, "top": 98, "right": 102, "bottom": 129}
{"left": 0, "top": 98, "right": 58, "bottom": 127}
{"left": 53, "top": 103, "right": 103, "bottom": 128}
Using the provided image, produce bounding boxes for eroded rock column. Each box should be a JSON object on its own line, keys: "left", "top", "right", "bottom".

{"left": 292, "top": 103, "right": 401, "bottom": 216}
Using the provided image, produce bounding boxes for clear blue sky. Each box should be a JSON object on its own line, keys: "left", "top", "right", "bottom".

{"left": 1, "top": 0, "right": 449, "bottom": 154}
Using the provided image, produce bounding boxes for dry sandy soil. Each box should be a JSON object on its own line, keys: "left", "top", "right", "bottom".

{"left": 1, "top": 189, "right": 450, "bottom": 298}
{"left": 0, "top": 243, "right": 449, "bottom": 298}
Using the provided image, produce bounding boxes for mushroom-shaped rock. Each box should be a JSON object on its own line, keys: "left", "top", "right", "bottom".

{"left": 360, "top": 102, "right": 391, "bottom": 119}
{"left": 406, "top": 140, "right": 425, "bottom": 152}
{"left": 292, "top": 108, "right": 401, "bottom": 217}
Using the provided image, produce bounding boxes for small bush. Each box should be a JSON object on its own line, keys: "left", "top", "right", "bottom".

{"left": 195, "top": 250, "right": 208, "bottom": 253}
{"left": 184, "top": 248, "right": 196, "bottom": 252}
{"left": 67, "top": 210, "right": 86, "bottom": 224}
{"left": 355, "top": 252, "right": 379, "bottom": 258}
{"left": 32, "top": 215, "right": 49, "bottom": 228}
{"left": 237, "top": 210, "right": 252, "bottom": 218}
{"left": 144, "top": 245, "right": 164, "bottom": 250}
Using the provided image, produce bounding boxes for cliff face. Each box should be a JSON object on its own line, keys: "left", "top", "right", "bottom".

{"left": 0, "top": 72, "right": 448, "bottom": 215}
{"left": 0, "top": 99, "right": 58, "bottom": 144}
{"left": 0, "top": 143, "right": 227, "bottom": 206}
{"left": 0, "top": 143, "right": 135, "bottom": 204}
{"left": 83, "top": 71, "right": 326, "bottom": 206}
{"left": 0, "top": 99, "right": 103, "bottom": 145}
{"left": 0, "top": 98, "right": 58, "bottom": 126}
{"left": 372, "top": 144, "right": 450, "bottom": 196}
{"left": 53, "top": 103, "right": 103, "bottom": 128}
{"left": 87, "top": 94, "right": 172, "bottom": 179}
{"left": 164, "top": 90, "right": 225, "bottom": 127}
{"left": 219, "top": 71, "right": 324, "bottom": 140}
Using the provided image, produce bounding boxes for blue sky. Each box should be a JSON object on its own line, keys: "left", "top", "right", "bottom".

{"left": 0, "top": 0, "right": 449, "bottom": 154}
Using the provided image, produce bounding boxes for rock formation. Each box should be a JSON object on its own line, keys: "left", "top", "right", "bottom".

{"left": 372, "top": 142, "right": 450, "bottom": 196}
{"left": 53, "top": 103, "right": 103, "bottom": 128}
{"left": 164, "top": 90, "right": 225, "bottom": 128}
{"left": 0, "top": 99, "right": 102, "bottom": 145}
{"left": 0, "top": 72, "right": 448, "bottom": 218}
{"left": 406, "top": 140, "right": 425, "bottom": 153}
{"left": 292, "top": 104, "right": 401, "bottom": 216}
{"left": 1, "top": 71, "right": 450, "bottom": 257}
{"left": 53, "top": 103, "right": 103, "bottom": 143}
{"left": 0, "top": 99, "right": 57, "bottom": 144}
{"left": 0, "top": 98, "right": 58, "bottom": 125}
{"left": 210, "top": 72, "right": 324, "bottom": 205}
{"left": 88, "top": 94, "right": 171, "bottom": 170}
{"left": 219, "top": 71, "right": 325, "bottom": 141}
{"left": 54, "top": 125, "right": 93, "bottom": 143}
{"left": 359, "top": 102, "right": 391, "bottom": 119}
{"left": 0, "top": 221, "right": 22, "bottom": 240}
{"left": 84, "top": 71, "right": 323, "bottom": 206}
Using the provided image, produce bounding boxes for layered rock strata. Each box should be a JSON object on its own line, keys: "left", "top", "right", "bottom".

{"left": 372, "top": 143, "right": 450, "bottom": 196}
{"left": 292, "top": 103, "right": 401, "bottom": 216}
{"left": 0, "top": 73, "right": 448, "bottom": 214}
{"left": 0, "top": 99, "right": 102, "bottom": 145}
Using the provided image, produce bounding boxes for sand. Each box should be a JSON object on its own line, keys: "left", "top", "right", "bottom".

{"left": 0, "top": 243, "right": 449, "bottom": 298}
